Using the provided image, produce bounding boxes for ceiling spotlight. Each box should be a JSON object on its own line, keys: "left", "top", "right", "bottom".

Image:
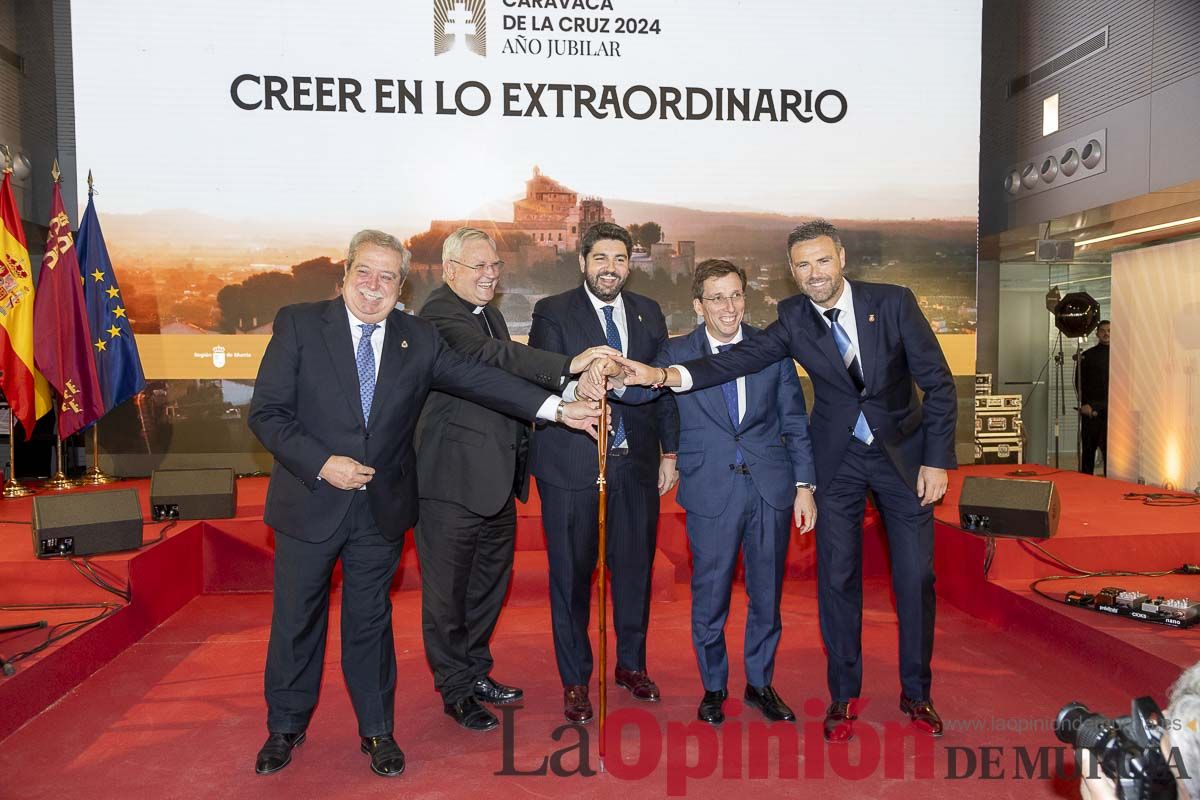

{"left": 1061, "top": 148, "right": 1079, "bottom": 176}
{"left": 1082, "top": 139, "right": 1102, "bottom": 169}
{"left": 1040, "top": 156, "right": 1059, "bottom": 183}
{"left": 1021, "top": 163, "right": 1039, "bottom": 190}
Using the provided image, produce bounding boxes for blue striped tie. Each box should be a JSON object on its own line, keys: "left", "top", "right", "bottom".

{"left": 356, "top": 323, "right": 378, "bottom": 424}
{"left": 716, "top": 343, "right": 744, "bottom": 465}
{"left": 602, "top": 306, "right": 627, "bottom": 449}
{"left": 824, "top": 309, "right": 873, "bottom": 444}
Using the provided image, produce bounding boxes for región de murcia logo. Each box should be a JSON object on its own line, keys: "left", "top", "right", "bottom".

{"left": 434, "top": 0, "right": 487, "bottom": 57}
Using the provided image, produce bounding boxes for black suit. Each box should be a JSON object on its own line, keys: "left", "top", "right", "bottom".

{"left": 681, "top": 281, "right": 956, "bottom": 702}
{"left": 414, "top": 284, "right": 570, "bottom": 703}
{"left": 249, "top": 297, "right": 552, "bottom": 737}
{"left": 528, "top": 285, "right": 679, "bottom": 686}
{"left": 1077, "top": 342, "right": 1109, "bottom": 475}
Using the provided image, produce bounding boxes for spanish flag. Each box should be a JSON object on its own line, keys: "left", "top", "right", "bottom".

{"left": 0, "top": 169, "right": 53, "bottom": 438}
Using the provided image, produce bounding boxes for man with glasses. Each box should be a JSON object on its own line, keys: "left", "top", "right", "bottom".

{"left": 528, "top": 221, "right": 679, "bottom": 724}
{"left": 645, "top": 259, "right": 817, "bottom": 724}
{"left": 415, "top": 227, "right": 617, "bottom": 732}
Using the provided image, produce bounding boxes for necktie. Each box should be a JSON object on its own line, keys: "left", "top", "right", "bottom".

{"left": 602, "top": 305, "right": 627, "bottom": 449}
{"left": 356, "top": 323, "right": 378, "bottom": 424}
{"left": 824, "top": 308, "right": 874, "bottom": 444}
{"left": 716, "top": 344, "right": 744, "bottom": 465}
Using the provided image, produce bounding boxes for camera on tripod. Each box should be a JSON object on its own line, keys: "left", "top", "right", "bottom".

{"left": 1056, "top": 697, "right": 1177, "bottom": 800}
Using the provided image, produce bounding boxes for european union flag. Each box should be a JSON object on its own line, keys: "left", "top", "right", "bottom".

{"left": 78, "top": 192, "right": 146, "bottom": 412}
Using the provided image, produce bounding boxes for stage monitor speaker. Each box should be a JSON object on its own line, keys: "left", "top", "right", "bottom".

{"left": 958, "top": 476, "right": 1060, "bottom": 539}
{"left": 32, "top": 489, "right": 144, "bottom": 559}
{"left": 150, "top": 468, "right": 237, "bottom": 521}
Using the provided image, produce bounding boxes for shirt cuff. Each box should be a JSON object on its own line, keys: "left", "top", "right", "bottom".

{"left": 611, "top": 384, "right": 627, "bottom": 398}
{"left": 535, "top": 395, "right": 562, "bottom": 421}
{"left": 672, "top": 365, "right": 693, "bottom": 392}
{"left": 562, "top": 380, "right": 579, "bottom": 403}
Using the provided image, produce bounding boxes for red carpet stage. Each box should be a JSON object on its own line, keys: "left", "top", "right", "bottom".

{"left": 1, "top": 467, "right": 1197, "bottom": 798}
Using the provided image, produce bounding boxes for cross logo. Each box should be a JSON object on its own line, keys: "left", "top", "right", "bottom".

{"left": 434, "top": 0, "right": 487, "bottom": 57}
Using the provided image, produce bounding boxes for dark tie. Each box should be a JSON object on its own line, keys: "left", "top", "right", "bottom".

{"left": 602, "top": 305, "right": 627, "bottom": 449}
{"left": 824, "top": 308, "right": 873, "bottom": 444}
{"left": 716, "top": 343, "right": 744, "bottom": 465}
{"left": 356, "top": 323, "right": 378, "bottom": 424}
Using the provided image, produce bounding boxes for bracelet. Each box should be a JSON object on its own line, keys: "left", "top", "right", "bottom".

{"left": 651, "top": 367, "right": 669, "bottom": 389}
{"left": 661, "top": 453, "right": 678, "bottom": 460}
{"left": 555, "top": 400, "right": 565, "bottom": 423}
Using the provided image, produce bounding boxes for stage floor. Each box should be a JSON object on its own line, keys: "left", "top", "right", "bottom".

{"left": 1, "top": 465, "right": 1198, "bottom": 797}
{"left": 0, "top": 581, "right": 1146, "bottom": 800}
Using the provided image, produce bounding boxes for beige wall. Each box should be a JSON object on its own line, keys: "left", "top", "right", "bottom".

{"left": 1109, "top": 237, "right": 1200, "bottom": 491}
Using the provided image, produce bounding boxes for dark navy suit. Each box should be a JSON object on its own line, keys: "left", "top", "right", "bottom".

{"left": 659, "top": 323, "right": 815, "bottom": 691}
{"left": 680, "top": 281, "right": 956, "bottom": 702}
{"left": 528, "top": 285, "right": 679, "bottom": 686}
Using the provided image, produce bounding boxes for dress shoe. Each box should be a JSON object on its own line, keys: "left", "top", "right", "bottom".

{"left": 743, "top": 684, "right": 795, "bottom": 722}
{"left": 255, "top": 731, "right": 306, "bottom": 775}
{"left": 563, "top": 685, "right": 593, "bottom": 723}
{"left": 823, "top": 701, "right": 857, "bottom": 743}
{"left": 360, "top": 735, "right": 406, "bottom": 777}
{"left": 614, "top": 667, "right": 661, "bottom": 702}
{"left": 899, "top": 695, "right": 944, "bottom": 736}
{"left": 444, "top": 695, "right": 500, "bottom": 731}
{"left": 697, "top": 689, "right": 728, "bottom": 725}
{"left": 473, "top": 675, "right": 523, "bottom": 705}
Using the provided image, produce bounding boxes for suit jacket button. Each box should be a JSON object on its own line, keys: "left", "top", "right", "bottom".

{"left": 364, "top": 432, "right": 371, "bottom": 439}
{"left": 734, "top": 435, "right": 741, "bottom": 442}
{"left": 509, "top": 443, "right": 516, "bottom": 450}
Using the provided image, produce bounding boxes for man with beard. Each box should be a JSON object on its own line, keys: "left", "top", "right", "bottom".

{"left": 612, "top": 220, "right": 957, "bottom": 743}
{"left": 528, "top": 221, "right": 679, "bottom": 724}
{"left": 414, "top": 227, "right": 617, "bottom": 732}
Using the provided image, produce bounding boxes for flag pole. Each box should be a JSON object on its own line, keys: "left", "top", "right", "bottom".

{"left": 45, "top": 410, "right": 80, "bottom": 490}
{"left": 596, "top": 395, "right": 609, "bottom": 767}
{"left": 80, "top": 424, "right": 117, "bottom": 484}
{"left": 3, "top": 416, "right": 34, "bottom": 499}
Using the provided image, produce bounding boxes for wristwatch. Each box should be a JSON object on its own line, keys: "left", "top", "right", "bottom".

{"left": 555, "top": 399, "right": 566, "bottom": 423}
{"left": 795, "top": 482, "right": 816, "bottom": 493}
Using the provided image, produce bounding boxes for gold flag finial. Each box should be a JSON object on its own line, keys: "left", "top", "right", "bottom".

{"left": 87, "top": 170, "right": 95, "bottom": 195}
{"left": 0, "top": 144, "right": 11, "bottom": 174}
{"left": 51, "top": 159, "right": 61, "bottom": 183}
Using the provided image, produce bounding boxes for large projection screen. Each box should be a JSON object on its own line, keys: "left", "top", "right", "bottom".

{"left": 70, "top": 0, "right": 982, "bottom": 474}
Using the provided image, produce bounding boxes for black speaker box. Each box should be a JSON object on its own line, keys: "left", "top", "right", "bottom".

{"left": 958, "top": 476, "right": 1060, "bottom": 539}
{"left": 150, "top": 468, "right": 237, "bottom": 521}
{"left": 32, "top": 489, "right": 144, "bottom": 558}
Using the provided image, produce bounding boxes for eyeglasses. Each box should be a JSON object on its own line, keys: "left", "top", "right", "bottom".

{"left": 700, "top": 291, "right": 745, "bottom": 306}
{"left": 449, "top": 258, "right": 505, "bottom": 273}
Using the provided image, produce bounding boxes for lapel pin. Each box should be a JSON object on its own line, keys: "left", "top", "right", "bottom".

{"left": 637, "top": 314, "right": 643, "bottom": 322}
{"left": 868, "top": 314, "right": 876, "bottom": 323}
{"left": 400, "top": 339, "right": 409, "bottom": 349}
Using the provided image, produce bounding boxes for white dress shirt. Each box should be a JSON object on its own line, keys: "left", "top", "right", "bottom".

{"left": 706, "top": 327, "right": 746, "bottom": 424}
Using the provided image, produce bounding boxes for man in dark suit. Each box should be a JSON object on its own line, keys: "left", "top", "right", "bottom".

{"left": 614, "top": 220, "right": 956, "bottom": 741}
{"left": 1077, "top": 319, "right": 1110, "bottom": 475}
{"left": 414, "top": 227, "right": 617, "bottom": 732}
{"left": 528, "top": 221, "right": 679, "bottom": 723}
{"left": 657, "top": 259, "right": 818, "bottom": 725}
{"left": 248, "top": 229, "right": 601, "bottom": 777}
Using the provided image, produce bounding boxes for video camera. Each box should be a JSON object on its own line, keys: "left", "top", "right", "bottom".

{"left": 1056, "top": 697, "right": 1177, "bottom": 800}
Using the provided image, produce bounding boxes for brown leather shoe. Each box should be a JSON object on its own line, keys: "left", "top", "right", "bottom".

{"left": 823, "top": 701, "right": 857, "bottom": 743}
{"left": 564, "top": 685, "right": 593, "bottom": 723}
{"left": 614, "top": 667, "right": 661, "bottom": 702}
{"left": 899, "top": 695, "right": 944, "bottom": 736}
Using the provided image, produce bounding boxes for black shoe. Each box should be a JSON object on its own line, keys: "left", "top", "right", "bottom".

{"left": 360, "top": 735, "right": 406, "bottom": 777}
{"left": 474, "top": 675, "right": 524, "bottom": 705}
{"left": 697, "top": 689, "right": 727, "bottom": 725}
{"left": 255, "top": 731, "right": 306, "bottom": 775}
{"left": 444, "top": 695, "right": 500, "bottom": 731}
{"left": 744, "top": 684, "right": 796, "bottom": 722}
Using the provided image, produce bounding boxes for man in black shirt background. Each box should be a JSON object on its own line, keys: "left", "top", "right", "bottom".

{"left": 1077, "top": 320, "right": 1110, "bottom": 475}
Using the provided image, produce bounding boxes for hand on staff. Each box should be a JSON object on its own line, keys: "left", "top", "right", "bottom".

{"left": 559, "top": 398, "right": 608, "bottom": 439}
{"left": 916, "top": 466, "right": 948, "bottom": 506}
{"left": 568, "top": 345, "right": 621, "bottom": 375}
{"left": 611, "top": 355, "right": 678, "bottom": 388}
{"left": 657, "top": 456, "right": 678, "bottom": 496}
{"left": 794, "top": 488, "right": 816, "bottom": 535}
{"left": 319, "top": 455, "right": 375, "bottom": 490}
